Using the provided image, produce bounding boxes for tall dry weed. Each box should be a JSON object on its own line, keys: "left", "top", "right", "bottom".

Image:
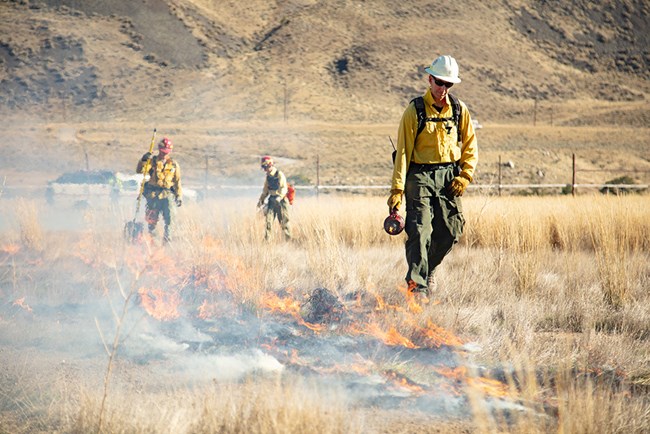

{"left": 468, "top": 353, "right": 553, "bottom": 434}
{"left": 509, "top": 216, "right": 544, "bottom": 297}
{"left": 555, "top": 369, "right": 650, "bottom": 434}
{"left": 66, "top": 376, "right": 361, "bottom": 434}
{"left": 192, "top": 377, "right": 360, "bottom": 434}
{"left": 14, "top": 199, "right": 44, "bottom": 252}
{"left": 588, "top": 201, "right": 639, "bottom": 309}
{"left": 471, "top": 348, "right": 650, "bottom": 434}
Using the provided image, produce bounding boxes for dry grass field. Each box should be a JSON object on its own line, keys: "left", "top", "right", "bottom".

{"left": 0, "top": 194, "right": 648, "bottom": 433}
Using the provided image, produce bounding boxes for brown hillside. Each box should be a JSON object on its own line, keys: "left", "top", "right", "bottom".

{"left": 0, "top": 0, "right": 648, "bottom": 188}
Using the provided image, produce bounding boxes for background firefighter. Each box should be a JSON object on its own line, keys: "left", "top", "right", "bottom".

{"left": 136, "top": 137, "right": 183, "bottom": 243}
{"left": 257, "top": 156, "right": 291, "bottom": 241}
{"left": 388, "top": 55, "right": 478, "bottom": 296}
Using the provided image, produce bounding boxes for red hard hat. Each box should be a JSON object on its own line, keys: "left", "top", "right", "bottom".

{"left": 159, "top": 137, "right": 173, "bottom": 153}
{"left": 260, "top": 156, "right": 274, "bottom": 168}
{"left": 383, "top": 211, "right": 405, "bottom": 236}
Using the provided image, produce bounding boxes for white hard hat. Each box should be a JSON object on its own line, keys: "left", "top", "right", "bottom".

{"left": 424, "top": 55, "right": 461, "bottom": 84}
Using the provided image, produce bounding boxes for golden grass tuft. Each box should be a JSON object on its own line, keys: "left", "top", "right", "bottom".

{"left": 63, "top": 376, "right": 361, "bottom": 434}
{"left": 13, "top": 199, "right": 44, "bottom": 252}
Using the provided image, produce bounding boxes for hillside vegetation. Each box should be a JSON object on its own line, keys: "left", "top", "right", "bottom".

{"left": 0, "top": 0, "right": 648, "bottom": 187}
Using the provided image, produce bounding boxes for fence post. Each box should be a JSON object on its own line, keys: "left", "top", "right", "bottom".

{"left": 283, "top": 78, "right": 288, "bottom": 123}
{"left": 571, "top": 153, "right": 576, "bottom": 196}
{"left": 82, "top": 143, "right": 89, "bottom": 171}
{"left": 316, "top": 154, "right": 320, "bottom": 198}
{"left": 204, "top": 155, "right": 208, "bottom": 200}
{"left": 498, "top": 155, "right": 502, "bottom": 196}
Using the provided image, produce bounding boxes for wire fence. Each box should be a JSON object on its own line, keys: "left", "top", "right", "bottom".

{"left": 2, "top": 153, "right": 648, "bottom": 201}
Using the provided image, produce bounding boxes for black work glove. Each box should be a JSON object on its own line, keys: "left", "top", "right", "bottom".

{"left": 175, "top": 198, "right": 182, "bottom": 207}
{"left": 141, "top": 152, "right": 152, "bottom": 162}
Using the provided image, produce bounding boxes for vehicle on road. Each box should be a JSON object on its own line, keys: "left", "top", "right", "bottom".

{"left": 45, "top": 170, "right": 196, "bottom": 208}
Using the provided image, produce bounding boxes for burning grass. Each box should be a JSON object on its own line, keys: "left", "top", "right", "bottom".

{"left": 0, "top": 194, "right": 649, "bottom": 432}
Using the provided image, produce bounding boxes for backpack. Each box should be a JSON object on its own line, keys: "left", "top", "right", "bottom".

{"left": 392, "top": 94, "right": 462, "bottom": 163}
{"left": 286, "top": 184, "right": 295, "bottom": 205}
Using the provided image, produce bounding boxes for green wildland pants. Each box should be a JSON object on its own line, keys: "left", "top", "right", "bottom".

{"left": 145, "top": 187, "right": 176, "bottom": 242}
{"left": 265, "top": 195, "right": 291, "bottom": 240}
{"left": 404, "top": 163, "right": 465, "bottom": 289}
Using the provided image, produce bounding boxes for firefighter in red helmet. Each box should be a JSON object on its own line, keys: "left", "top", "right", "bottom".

{"left": 257, "top": 156, "right": 291, "bottom": 241}
{"left": 136, "top": 137, "right": 183, "bottom": 244}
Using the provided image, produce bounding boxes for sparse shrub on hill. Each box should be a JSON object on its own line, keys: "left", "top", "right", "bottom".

{"left": 287, "top": 173, "right": 311, "bottom": 185}
{"left": 600, "top": 175, "right": 646, "bottom": 195}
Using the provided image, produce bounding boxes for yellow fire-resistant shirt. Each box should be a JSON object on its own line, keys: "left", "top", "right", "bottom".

{"left": 391, "top": 89, "right": 478, "bottom": 191}
{"left": 136, "top": 155, "right": 183, "bottom": 200}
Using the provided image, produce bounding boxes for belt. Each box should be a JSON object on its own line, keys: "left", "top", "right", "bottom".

{"left": 410, "top": 161, "right": 458, "bottom": 170}
{"left": 146, "top": 184, "right": 172, "bottom": 192}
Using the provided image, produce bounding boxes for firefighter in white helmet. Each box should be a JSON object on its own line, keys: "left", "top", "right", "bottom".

{"left": 257, "top": 156, "right": 291, "bottom": 241}
{"left": 388, "top": 55, "right": 478, "bottom": 297}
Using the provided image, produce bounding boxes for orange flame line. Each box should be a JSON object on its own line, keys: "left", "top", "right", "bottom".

{"left": 13, "top": 297, "right": 33, "bottom": 313}
{"left": 138, "top": 287, "right": 180, "bottom": 321}
{"left": 1, "top": 244, "right": 20, "bottom": 255}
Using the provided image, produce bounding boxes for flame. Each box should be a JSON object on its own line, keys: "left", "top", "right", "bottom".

{"left": 435, "top": 366, "right": 465, "bottom": 381}
{"left": 289, "top": 348, "right": 300, "bottom": 364}
{"left": 383, "top": 369, "right": 426, "bottom": 394}
{"left": 303, "top": 354, "right": 376, "bottom": 376}
{"left": 196, "top": 236, "right": 257, "bottom": 293}
{"left": 1, "top": 244, "right": 20, "bottom": 255}
{"left": 397, "top": 283, "right": 441, "bottom": 314}
{"left": 73, "top": 232, "right": 119, "bottom": 267}
{"left": 146, "top": 249, "right": 180, "bottom": 276}
{"left": 360, "top": 323, "right": 419, "bottom": 349}
{"left": 262, "top": 292, "right": 301, "bottom": 315}
{"left": 349, "top": 361, "right": 373, "bottom": 375}
{"left": 262, "top": 292, "right": 324, "bottom": 333}
{"left": 197, "top": 299, "right": 218, "bottom": 319}
{"left": 138, "top": 287, "right": 180, "bottom": 321}
{"left": 467, "top": 376, "right": 510, "bottom": 397}
{"left": 371, "top": 291, "right": 428, "bottom": 313}
{"left": 13, "top": 297, "right": 32, "bottom": 313}
{"left": 345, "top": 318, "right": 462, "bottom": 350}
{"left": 435, "top": 366, "right": 510, "bottom": 398}
{"left": 372, "top": 293, "right": 388, "bottom": 311}
{"left": 420, "top": 319, "right": 463, "bottom": 347}
{"left": 299, "top": 319, "right": 325, "bottom": 333}
{"left": 260, "top": 342, "right": 275, "bottom": 352}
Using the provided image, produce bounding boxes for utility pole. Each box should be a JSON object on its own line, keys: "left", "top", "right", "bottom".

{"left": 498, "top": 155, "right": 502, "bottom": 197}
{"left": 316, "top": 154, "right": 320, "bottom": 199}
{"left": 204, "top": 154, "right": 209, "bottom": 200}
{"left": 571, "top": 153, "right": 576, "bottom": 197}
{"left": 283, "top": 78, "right": 288, "bottom": 123}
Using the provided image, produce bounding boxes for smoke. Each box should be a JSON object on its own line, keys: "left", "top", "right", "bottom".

{"left": 0, "top": 192, "right": 522, "bottom": 423}
{"left": 118, "top": 316, "right": 284, "bottom": 382}
{"left": 167, "top": 351, "right": 284, "bottom": 382}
